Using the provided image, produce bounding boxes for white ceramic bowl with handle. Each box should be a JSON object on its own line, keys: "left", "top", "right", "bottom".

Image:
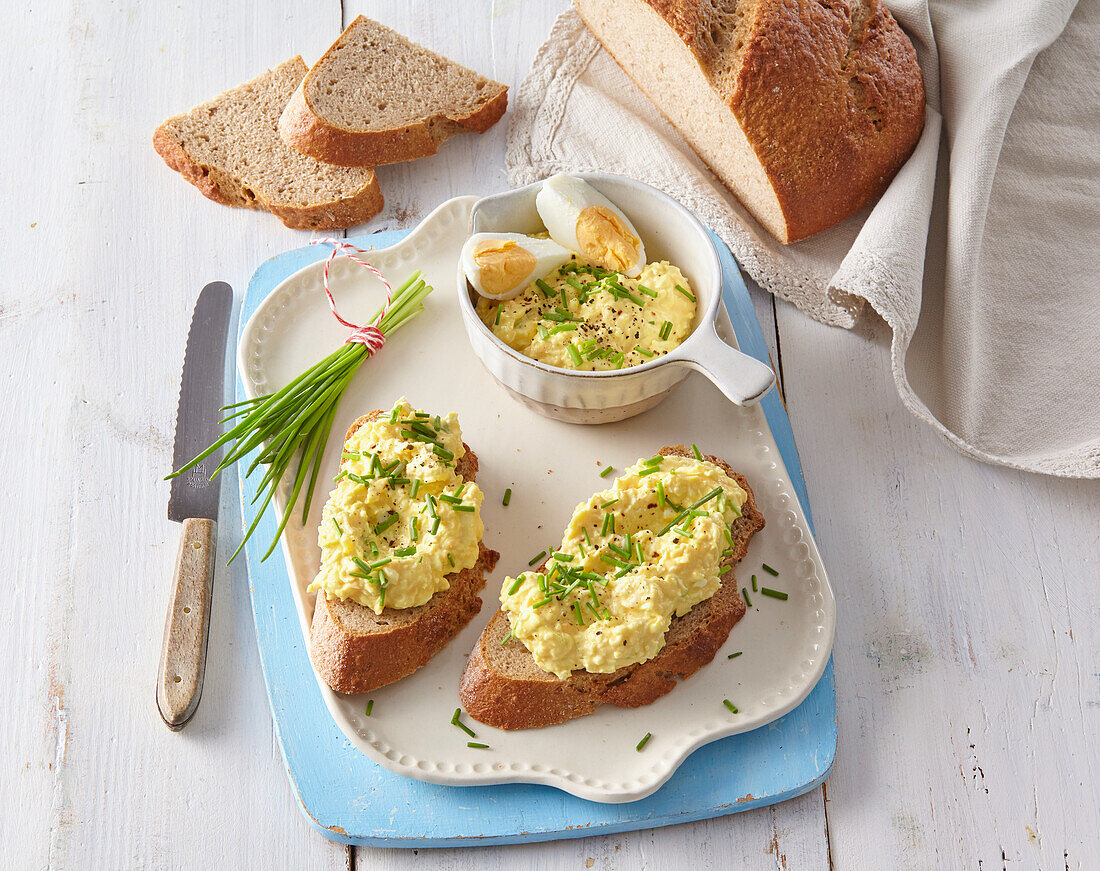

{"left": 456, "top": 172, "right": 775, "bottom": 423}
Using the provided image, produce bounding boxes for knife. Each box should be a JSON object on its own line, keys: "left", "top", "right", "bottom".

{"left": 157, "top": 281, "right": 233, "bottom": 731}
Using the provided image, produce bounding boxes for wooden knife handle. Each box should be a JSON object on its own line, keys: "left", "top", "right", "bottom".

{"left": 157, "top": 517, "right": 216, "bottom": 730}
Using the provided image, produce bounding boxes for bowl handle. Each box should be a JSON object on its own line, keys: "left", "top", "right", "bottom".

{"left": 677, "top": 326, "right": 776, "bottom": 406}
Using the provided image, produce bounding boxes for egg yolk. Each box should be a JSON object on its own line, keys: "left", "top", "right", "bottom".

{"left": 473, "top": 240, "right": 537, "bottom": 296}
{"left": 575, "top": 206, "right": 639, "bottom": 272}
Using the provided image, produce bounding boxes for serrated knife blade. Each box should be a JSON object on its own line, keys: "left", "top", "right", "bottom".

{"left": 168, "top": 281, "right": 233, "bottom": 521}
{"left": 158, "top": 281, "right": 232, "bottom": 732}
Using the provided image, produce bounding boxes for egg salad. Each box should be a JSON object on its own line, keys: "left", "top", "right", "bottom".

{"left": 309, "top": 398, "right": 484, "bottom": 615}
{"left": 475, "top": 255, "right": 696, "bottom": 371}
{"left": 499, "top": 453, "right": 747, "bottom": 678}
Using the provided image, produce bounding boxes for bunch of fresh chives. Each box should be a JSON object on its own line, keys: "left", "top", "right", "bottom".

{"left": 167, "top": 270, "right": 433, "bottom": 562}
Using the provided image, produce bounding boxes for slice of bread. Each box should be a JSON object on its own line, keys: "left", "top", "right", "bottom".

{"left": 154, "top": 57, "right": 384, "bottom": 231}
{"left": 459, "top": 446, "right": 765, "bottom": 729}
{"left": 574, "top": 0, "right": 925, "bottom": 243}
{"left": 310, "top": 412, "right": 500, "bottom": 695}
{"left": 279, "top": 16, "right": 509, "bottom": 167}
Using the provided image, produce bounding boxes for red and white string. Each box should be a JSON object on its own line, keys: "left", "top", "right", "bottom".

{"left": 312, "top": 238, "right": 393, "bottom": 354}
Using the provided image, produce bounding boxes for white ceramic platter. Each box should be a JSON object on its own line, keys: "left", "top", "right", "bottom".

{"left": 238, "top": 196, "right": 836, "bottom": 803}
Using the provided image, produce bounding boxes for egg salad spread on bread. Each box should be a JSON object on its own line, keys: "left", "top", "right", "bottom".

{"left": 309, "top": 398, "right": 484, "bottom": 614}
{"left": 475, "top": 255, "right": 696, "bottom": 371}
{"left": 499, "top": 453, "right": 747, "bottom": 678}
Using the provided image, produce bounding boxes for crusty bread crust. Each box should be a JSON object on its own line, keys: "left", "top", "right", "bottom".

{"left": 280, "top": 76, "right": 508, "bottom": 169}
{"left": 278, "top": 16, "right": 508, "bottom": 168}
{"left": 459, "top": 446, "right": 765, "bottom": 729}
{"left": 576, "top": 0, "right": 925, "bottom": 242}
{"left": 309, "top": 411, "right": 499, "bottom": 695}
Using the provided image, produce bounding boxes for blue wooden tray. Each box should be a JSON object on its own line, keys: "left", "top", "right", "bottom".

{"left": 235, "top": 228, "right": 836, "bottom": 847}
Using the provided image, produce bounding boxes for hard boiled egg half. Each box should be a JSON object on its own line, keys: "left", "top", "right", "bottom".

{"left": 535, "top": 174, "right": 645, "bottom": 277}
{"left": 461, "top": 233, "right": 573, "bottom": 300}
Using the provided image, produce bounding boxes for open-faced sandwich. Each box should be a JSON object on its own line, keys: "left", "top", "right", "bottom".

{"left": 460, "top": 445, "right": 763, "bottom": 728}
{"left": 309, "top": 398, "right": 499, "bottom": 694}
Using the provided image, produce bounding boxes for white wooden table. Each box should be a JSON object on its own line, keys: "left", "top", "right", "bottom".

{"left": 4, "top": 1, "right": 1097, "bottom": 868}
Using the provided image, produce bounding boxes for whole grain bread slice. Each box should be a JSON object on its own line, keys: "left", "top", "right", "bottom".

{"left": 154, "top": 57, "right": 384, "bottom": 231}
{"left": 279, "top": 16, "right": 509, "bottom": 167}
{"left": 310, "top": 411, "right": 499, "bottom": 695}
{"left": 459, "top": 446, "right": 765, "bottom": 729}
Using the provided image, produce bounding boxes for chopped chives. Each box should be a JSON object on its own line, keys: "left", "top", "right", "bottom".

{"left": 528, "top": 550, "right": 547, "bottom": 566}
{"left": 447, "top": 553, "right": 455, "bottom": 567}
{"left": 454, "top": 505, "right": 475, "bottom": 512}
{"left": 599, "top": 465, "right": 615, "bottom": 478}
{"left": 552, "top": 551, "right": 574, "bottom": 562}
{"left": 760, "top": 587, "right": 789, "bottom": 601}
{"left": 503, "top": 487, "right": 512, "bottom": 506}
{"left": 643, "top": 455, "right": 663, "bottom": 467}
{"left": 675, "top": 284, "right": 696, "bottom": 302}
{"left": 508, "top": 576, "right": 524, "bottom": 595}
{"left": 572, "top": 601, "right": 585, "bottom": 625}
{"left": 549, "top": 323, "right": 579, "bottom": 336}
{"left": 494, "top": 305, "right": 502, "bottom": 326}
{"left": 567, "top": 344, "right": 583, "bottom": 367}
{"left": 439, "top": 494, "right": 463, "bottom": 504}
{"left": 752, "top": 574, "right": 758, "bottom": 592}
{"left": 410, "top": 479, "right": 421, "bottom": 498}
{"left": 535, "top": 278, "right": 554, "bottom": 298}
{"left": 393, "top": 546, "right": 416, "bottom": 557}
{"left": 365, "top": 699, "right": 374, "bottom": 716}
{"left": 636, "top": 732, "right": 653, "bottom": 751}
{"left": 500, "top": 630, "right": 513, "bottom": 645}
{"left": 601, "top": 512, "right": 614, "bottom": 536}
{"left": 659, "top": 320, "right": 673, "bottom": 341}
{"left": 637, "top": 284, "right": 658, "bottom": 298}
{"left": 723, "top": 527, "right": 734, "bottom": 548}
{"left": 638, "top": 466, "right": 661, "bottom": 477}
{"left": 430, "top": 516, "right": 441, "bottom": 535}
{"left": 410, "top": 517, "right": 419, "bottom": 542}
{"left": 433, "top": 444, "right": 454, "bottom": 461}
{"left": 762, "top": 563, "right": 779, "bottom": 576}
{"left": 532, "top": 596, "right": 553, "bottom": 608}
{"left": 560, "top": 286, "right": 568, "bottom": 309}
{"left": 582, "top": 527, "right": 593, "bottom": 547}
{"left": 601, "top": 499, "right": 619, "bottom": 509}
{"left": 332, "top": 518, "right": 343, "bottom": 537}
{"left": 727, "top": 651, "right": 743, "bottom": 659}
{"left": 450, "top": 708, "right": 477, "bottom": 738}
{"left": 691, "top": 443, "right": 703, "bottom": 460}
{"left": 373, "top": 513, "right": 399, "bottom": 535}
{"left": 467, "top": 742, "right": 490, "bottom": 749}
{"left": 635, "top": 345, "right": 656, "bottom": 358}
{"left": 656, "top": 480, "right": 666, "bottom": 506}
{"left": 742, "top": 587, "right": 752, "bottom": 607}
{"left": 723, "top": 699, "right": 738, "bottom": 714}
{"left": 389, "top": 408, "right": 399, "bottom": 424}
{"left": 537, "top": 324, "right": 550, "bottom": 340}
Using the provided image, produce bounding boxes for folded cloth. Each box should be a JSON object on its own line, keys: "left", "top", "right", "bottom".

{"left": 506, "top": 2, "right": 1098, "bottom": 478}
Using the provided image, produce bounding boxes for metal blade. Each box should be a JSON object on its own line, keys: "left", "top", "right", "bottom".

{"left": 168, "top": 281, "right": 233, "bottom": 522}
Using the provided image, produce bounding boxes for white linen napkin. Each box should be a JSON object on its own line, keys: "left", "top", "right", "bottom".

{"left": 506, "top": 2, "right": 1099, "bottom": 478}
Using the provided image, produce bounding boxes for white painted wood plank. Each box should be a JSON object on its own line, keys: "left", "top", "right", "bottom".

{"left": 775, "top": 303, "right": 1100, "bottom": 871}
{"left": 0, "top": 1, "right": 352, "bottom": 868}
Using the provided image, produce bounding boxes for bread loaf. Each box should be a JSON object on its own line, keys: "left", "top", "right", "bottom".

{"left": 574, "top": 0, "right": 925, "bottom": 242}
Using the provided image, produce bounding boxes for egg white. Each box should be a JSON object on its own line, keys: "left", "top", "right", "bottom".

{"left": 534, "top": 174, "right": 646, "bottom": 277}
{"left": 460, "top": 232, "right": 572, "bottom": 300}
